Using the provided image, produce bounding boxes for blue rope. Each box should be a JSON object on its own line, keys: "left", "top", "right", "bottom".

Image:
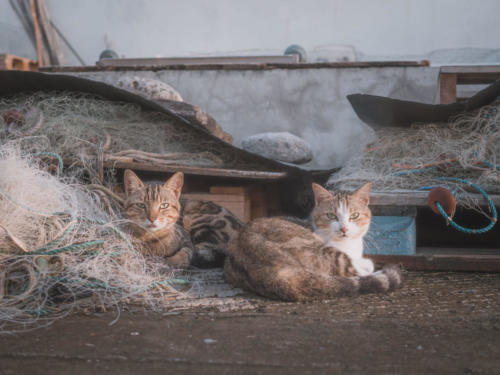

{"left": 393, "top": 166, "right": 437, "bottom": 176}
{"left": 432, "top": 177, "right": 498, "bottom": 234}
{"left": 29, "top": 152, "right": 64, "bottom": 176}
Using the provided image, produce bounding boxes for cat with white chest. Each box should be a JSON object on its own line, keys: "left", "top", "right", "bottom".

{"left": 311, "top": 182, "right": 375, "bottom": 276}
{"left": 224, "top": 182, "right": 401, "bottom": 301}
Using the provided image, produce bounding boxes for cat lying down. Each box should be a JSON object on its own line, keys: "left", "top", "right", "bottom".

{"left": 224, "top": 182, "right": 402, "bottom": 301}
{"left": 123, "top": 169, "right": 242, "bottom": 268}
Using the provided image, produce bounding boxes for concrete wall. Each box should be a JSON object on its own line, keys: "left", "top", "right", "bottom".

{"left": 2, "top": 1, "right": 500, "bottom": 64}
{"left": 61, "top": 65, "right": 440, "bottom": 168}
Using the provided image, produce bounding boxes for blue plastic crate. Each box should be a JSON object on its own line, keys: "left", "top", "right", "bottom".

{"left": 364, "top": 214, "right": 416, "bottom": 255}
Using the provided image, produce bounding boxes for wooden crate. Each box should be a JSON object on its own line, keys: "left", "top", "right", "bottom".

{"left": 0, "top": 54, "right": 38, "bottom": 71}
{"left": 183, "top": 186, "right": 251, "bottom": 223}
{"left": 439, "top": 65, "right": 500, "bottom": 104}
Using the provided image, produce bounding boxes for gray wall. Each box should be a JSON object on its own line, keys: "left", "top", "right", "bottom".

{"left": 2, "top": 1, "right": 500, "bottom": 64}
{"left": 61, "top": 65, "right": 440, "bottom": 168}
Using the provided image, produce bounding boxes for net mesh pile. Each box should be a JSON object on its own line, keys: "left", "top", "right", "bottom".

{"left": 328, "top": 101, "right": 500, "bottom": 213}
{"left": 0, "top": 146, "right": 193, "bottom": 333}
{"left": 0, "top": 91, "right": 261, "bottom": 333}
{"left": 0, "top": 91, "right": 266, "bottom": 182}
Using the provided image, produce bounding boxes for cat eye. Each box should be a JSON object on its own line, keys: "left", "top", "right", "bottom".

{"left": 160, "top": 203, "right": 170, "bottom": 209}
{"left": 326, "top": 213, "right": 338, "bottom": 220}
{"left": 136, "top": 203, "right": 146, "bottom": 209}
{"left": 350, "top": 212, "right": 360, "bottom": 220}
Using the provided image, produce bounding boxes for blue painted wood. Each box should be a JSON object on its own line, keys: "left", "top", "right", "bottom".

{"left": 364, "top": 216, "right": 416, "bottom": 255}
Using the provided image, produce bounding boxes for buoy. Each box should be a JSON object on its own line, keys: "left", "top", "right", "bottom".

{"left": 427, "top": 187, "right": 456, "bottom": 219}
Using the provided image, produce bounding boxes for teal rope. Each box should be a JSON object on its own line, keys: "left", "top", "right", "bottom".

{"left": 433, "top": 177, "right": 498, "bottom": 234}
{"left": 30, "top": 240, "right": 105, "bottom": 255}
{"left": 393, "top": 166, "right": 437, "bottom": 176}
{"left": 30, "top": 152, "right": 64, "bottom": 176}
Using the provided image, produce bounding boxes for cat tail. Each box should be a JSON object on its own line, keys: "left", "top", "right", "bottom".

{"left": 357, "top": 264, "right": 403, "bottom": 294}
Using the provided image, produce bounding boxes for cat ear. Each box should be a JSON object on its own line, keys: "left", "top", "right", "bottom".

{"left": 312, "top": 183, "right": 331, "bottom": 205}
{"left": 123, "top": 169, "right": 144, "bottom": 196}
{"left": 164, "top": 172, "right": 184, "bottom": 200}
{"left": 353, "top": 182, "right": 372, "bottom": 205}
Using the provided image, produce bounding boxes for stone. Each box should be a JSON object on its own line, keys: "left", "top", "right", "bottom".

{"left": 241, "top": 132, "right": 313, "bottom": 164}
{"left": 115, "top": 76, "right": 183, "bottom": 102}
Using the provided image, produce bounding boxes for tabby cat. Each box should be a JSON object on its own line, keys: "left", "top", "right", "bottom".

{"left": 224, "top": 182, "right": 402, "bottom": 301}
{"left": 123, "top": 169, "right": 242, "bottom": 268}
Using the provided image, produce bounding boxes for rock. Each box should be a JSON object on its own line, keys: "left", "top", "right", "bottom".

{"left": 241, "top": 132, "right": 313, "bottom": 164}
{"left": 116, "top": 76, "right": 183, "bottom": 102}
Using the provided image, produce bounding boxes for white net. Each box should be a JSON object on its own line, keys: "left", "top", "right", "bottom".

{"left": 329, "top": 101, "right": 500, "bottom": 214}
{"left": 0, "top": 135, "right": 188, "bottom": 333}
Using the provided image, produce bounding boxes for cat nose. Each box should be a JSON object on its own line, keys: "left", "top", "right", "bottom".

{"left": 340, "top": 226, "right": 348, "bottom": 234}
{"left": 148, "top": 213, "right": 158, "bottom": 222}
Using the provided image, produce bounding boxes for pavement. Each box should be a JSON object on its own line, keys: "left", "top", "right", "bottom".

{"left": 1, "top": 271, "right": 500, "bottom": 375}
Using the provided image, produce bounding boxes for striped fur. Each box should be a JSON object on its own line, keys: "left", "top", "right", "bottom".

{"left": 123, "top": 169, "right": 242, "bottom": 268}
{"left": 224, "top": 183, "right": 402, "bottom": 301}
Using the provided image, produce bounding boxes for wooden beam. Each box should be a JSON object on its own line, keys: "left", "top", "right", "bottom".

{"left": 102, "top": 160, "right": 288, "bottom": 180}
{"left": 440, "top": 65, "right": 500, "bottom": 74}
{"left": 40, "top": 60, "right": 431, "bottom": 73}
{"left": 30, "top": 0, "right": 46, "bottom": 67}
{"left": 368, "top": 254, "right": 500, "bottom": 272}
{"left": 439, "top": 73, "right": 457, "bottom": 104}
{"left": 369, "top": 191, "right": 500, "bottom": 207}
{"left": 97, "top": 55, "right": 300, "bottom": 67}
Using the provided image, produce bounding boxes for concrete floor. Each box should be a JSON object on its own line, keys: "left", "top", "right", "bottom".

{"left": 1, "top": 271, "right": 500, "bottom": 375}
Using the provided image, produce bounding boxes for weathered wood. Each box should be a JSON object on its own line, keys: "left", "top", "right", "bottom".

{"left": 369, "top": 191, "right": 500, "bottom": 207}
{"left": 103, "top": 159, "right": 288, "bottom": 180}
{"left": 40, "top": 60, "right": 430, "bottom": 73}
{"left": 368, "top": 254, "right": 500, "bottom": 272}
{"left": 97, "top": 55, "right": 299, "bottom": 67}
{"left": 439, "top": 73, "right": 457, "bottom": 104}
{"left": 441, "top": 65, "right": 500, "bottom": 74}
{"left": 439, "top": 65, "right": 500, "bottom": 103}
{"left": 0, "top": 54, "right": 37, "bottom": 71}
{"left": 183, "top": 191, "right": 250, "bottom": 222}
{"left": 30, "top": 0, "right": 46, "bottom": 67}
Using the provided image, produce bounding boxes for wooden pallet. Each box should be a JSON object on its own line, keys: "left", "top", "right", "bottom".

{"left": 369, "top": 190, "right": 500, "bottom": 271}
{"left": 439, "top": 65, "right": 500, "bottom": 104}
{"left": 0, "top": 54, "right": 38, "bottom": 71}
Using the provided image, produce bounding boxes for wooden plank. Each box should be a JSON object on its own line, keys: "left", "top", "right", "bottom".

{"left": 183, "top": 192, "right": 247, "bottom": 222}
{"left": 457, "top": 74, "right": 500, "bottom": 85}
{"left": 102, "top": 160, "right": 288, "bottom": 180}
{"left": 441, "top": 65, "right": 500, "bottom": 74}
{"left": 209, "top": 186, "right": 248, "bottom": 195}
{"left": 97, "top": 55, "right": 299, "bottom": 67}
{"left": 0, "top": 54, "right": 38, "bottom": 71}
{"left": 368, "top": 254, "right": 500, "bottom": 272}
{"left": 439, "top": 73, "right": 457, "bottom": 104}
{"left": 418, "top": 247, "right": 500, "bottom": 256}
{"left": 369, "top": 191, "right": 500, "bottom": 207}
{"left": 30, "top": 0, "right": 46, "bottom": 67}
{"left": 40, "top": 60, "right": 430, "bottom": 73}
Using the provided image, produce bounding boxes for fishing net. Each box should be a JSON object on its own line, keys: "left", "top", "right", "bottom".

{"left": 0, "top": 91, "right": 274, "bottom": 333}
{"left": 0, "top": 146, "right": 193, "bottom": 332}
{"left": 0, "top": 91, "right": 276, "bottom": 184}
{"left": 329, "top": 101, "right": 500, "bottom": 214}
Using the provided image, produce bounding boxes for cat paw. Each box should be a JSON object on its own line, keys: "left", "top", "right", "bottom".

{"left": 352, "top": 258, "right": 374, "bottom": 276}
{"left": 165, "top": 247, "right": 192, "bottom": 268}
